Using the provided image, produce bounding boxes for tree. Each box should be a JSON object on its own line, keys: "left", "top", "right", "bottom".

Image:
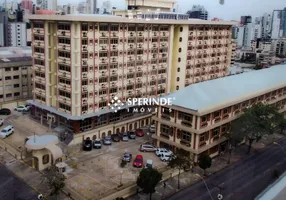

{"left": 42, "top": 165, "right": 66, "bottom": 199}
{"left": 198, "top": 154, "right": 212, "bottom": 175}
{"left": 225, "top": 125, "right": 244, "bottom": 164}
{"left": 168, "top": 149, "right": 193, "bottom": 189}
{"left": 136, "top": 168, "right": 162, "bottom": 200}
{"left": 232, "top": 103, "right": 285, "bottom": 154}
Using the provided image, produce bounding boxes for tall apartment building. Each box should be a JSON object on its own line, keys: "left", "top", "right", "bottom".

{"left": 187, "top": 5, "right": 208, "bottom": 20}
{"left": 231, "top": 39, "right": 237, "bottom": 64}
{"left": 21, "top": 0, "right": 33, "bottom": 14}
{"left": 0, "top": 47, "right": 33, "bottom": 104}
{"left": 153, "top": 65, "right": 286, "bottom": 161}
{"left": 27, "top": 14, "right": 233, "bottom": 144}
{"left": 41, "top": 0, "right": 57, "bottom": 11}
{"left": 0, "top": 11, "right": 9, "bottom": 47}
{"left": 261, "top": 13, "right": 272, "bottom": 39}
{"left": 112, "top": 0, "right": 186, "bottom": 20}
{"left": 8, "top": 22, "right": 27, "bottom": 47}
{"left": 272, "top": 38, "right": 286, "bottom": 57}
{"left": 272, "top": 8, "right": 286, "bottom": 39}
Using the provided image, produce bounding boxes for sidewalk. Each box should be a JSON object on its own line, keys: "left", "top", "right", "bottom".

{"left": 127, "top": 133, "right": 284, "bottom": 200}
{"left": 0, "top": 147, "right": 71, "bottom": 200}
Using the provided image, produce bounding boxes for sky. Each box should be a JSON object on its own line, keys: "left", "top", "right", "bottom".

{"left": 57, "top": 0, "right": 285, "bottom": 21}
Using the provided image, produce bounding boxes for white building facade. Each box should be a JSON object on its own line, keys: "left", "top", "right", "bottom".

{"left": 8, "top": 22, "right": 27, "bottom": 47}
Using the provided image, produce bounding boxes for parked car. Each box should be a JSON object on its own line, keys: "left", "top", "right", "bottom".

{"left": 155, "top": 148, "right": 172, "bottom": 157}
{"left": 136, "top": 129, "right": 144, "bottom": 137}
{"left": 133, "top": 154, "right": 143, "bottom": 168}
{"left": 149, "top": 124, "right": 156, "bottom": 133}
{"left": 83, "top": 137, "right": 92, "bottom": 151}
{"left": 0, "top": 108, "right": 11, "bottom": 115}
{"left": 111, "top": 134, "right": 120, "bottom": 142}
{"left": 103, "top": 136, "right": 112, "bottom": 145}
{"left": 121, "top": 132, "right": 129, "bottom": 141}
{"left": 0, "top": 119, "right": 4, "bottom": 126}
{"left": 144, "top": 159, "right": 154, "bottom": 168}
{"left": 93, "top": 139, "right": 102, "bottom": 149}
{"left": 128, "top": 131, "right": 136, "bottom": 139}
{"left": 14, "top": 105, "right": 29, "bottom": 112}
{"left": 140, "top": 144, "right": 157, "bottom": 152}
{"left": 0, "top": 125, "right": 14, "bottom": 139}
{"left": 160, "top": 154, "right": 173, "bottom": 162}
{"left": 25, "top": 104, "right": 30, "bottom": 110}
{"left": 122, "top": 152, "right": 132, "bottom": 162}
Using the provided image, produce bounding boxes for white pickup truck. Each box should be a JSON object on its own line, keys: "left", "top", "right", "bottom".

{"left": 0, "top": 119, "right": 4, "bottom": 126}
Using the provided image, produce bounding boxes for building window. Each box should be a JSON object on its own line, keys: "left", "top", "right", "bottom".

{"left": 177, "top": 77, "right": 180, "bottom": 82}
{"left": 178, "top": 58, "right": 181, "bottom": 62}
{"left": 5, "top": 68, "right": 11, "bottom": 72}
{"left": 160, "top": 124, "right": 170, "bottom": 135}
{"left": 13, "top": 75, "right": 19, "bottom": 79}
{"left": 42, "top": 154, "right": 49, "bottom": 165}
{"left": 14, "top": 92, "right": 20, "bottom": 97}
{"left": 181, "top": 130, "right": 191, "bottom": 141}
{"left": 13, "top": 67, "right": 19, "bottom": 71}
{"left": 179, "top": 37, "right": 182, "bottom": 42}
{"left": 176, "top": 86, "right": 179, "bottom": 90}
{"left": 6, "top": 93, "right": 12, "bottom": 98}
{"left": 0, "top": 95, "right": 3, "bottom": 98}
{"left": 200, "top": 135, "right": 205, "bottom": 142}
{"left": 180, "top": 27, "right": 183, "bottom": 32}
{"left": 5, "top": 76, "right": 11, "bottom": 80}
{"left": 177, "top": 68, "right": 180, "bottom": 72}
{"left": 178, "top": 48, "right": 182, "bottom": 52}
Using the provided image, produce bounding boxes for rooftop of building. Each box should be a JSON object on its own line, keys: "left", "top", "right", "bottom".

{"left": 26, "top": 14, "right": 236, "bottom": 25}
{"left": 165, "top": 64, "right": 286, "bottom": 115}
{"left": 0, "top": 47, "right": 32, "bottom": 63}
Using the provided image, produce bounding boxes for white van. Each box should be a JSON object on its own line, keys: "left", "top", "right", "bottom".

{"left": 0, "top": 125, "right": 14, "bottom": 139}
{"left": 140, "top": 144, "right": 157, "bottom": 152}
{"left": 160, "top": 154, "right": 173, "bottom": 162}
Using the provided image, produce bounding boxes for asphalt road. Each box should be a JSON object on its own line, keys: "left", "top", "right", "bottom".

{"left": 0, "top": 164, "right": 38, "bottom": 200}
{"left": 166, "top": 138, "right": 286, "bottom": 200}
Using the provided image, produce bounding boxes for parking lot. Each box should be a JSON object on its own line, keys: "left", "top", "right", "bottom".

{"left": 0, "top": 108, "right": 169, "bottom": 200}
{"left": 0, "top": 109, "right": 54, "bottom": 149}
{"left": 65, "top": 129, "right": 168, "bottom": 200}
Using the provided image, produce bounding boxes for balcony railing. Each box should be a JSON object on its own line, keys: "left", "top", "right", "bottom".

{"left": 181, "top": 120, "right": 192, "bottom": 127}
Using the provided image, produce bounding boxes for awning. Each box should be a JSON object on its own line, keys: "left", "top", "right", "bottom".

{"left": 45, "top": 144, "right": 63, "bottom": 162}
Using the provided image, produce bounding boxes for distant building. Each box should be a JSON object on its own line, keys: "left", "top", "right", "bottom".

{"left": 272, "top": 38, "right": 286, "bottom": 57}
{"left": 41, "top": 0, "right": 57, "bottom": 11}
{"left": 0, "top": 12, "right": 9, "bottom": 47}
{"left": 0, "top": 47, "right": 33, "bottom": 103}
{"left": 240, "top": 16, "right": 252, "bottom": 25}
{"left": 8, "top": 22, "right": 27, "bottom": 47}
{"left": 102, "top": 1, "right": 111, "bottom": 14}
{"left": 271, "top": 8, "right": 286, "bottom": 39}
{"left": 21, "top": 0, "right": 33, "bottom": 14}
{"left": 187, "top": 5, "right": 208, "bottom": 20}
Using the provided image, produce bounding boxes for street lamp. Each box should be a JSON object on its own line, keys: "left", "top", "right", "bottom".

{"left": 273, "top": 142, "right": 286, "bottom": 155}
{"left": 195, "top": 174, "right": 215, "bottom": 200}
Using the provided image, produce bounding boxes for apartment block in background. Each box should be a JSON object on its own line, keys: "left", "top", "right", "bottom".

{"left": 0, "top": 47, "right": 33, "bottom": 104}
{"left": 27, "top": 14, "right": 233, "bottom": 144}
{"left": 272, "top": 38, "right": 286, "bottom": 57}
{"left": 8, "top": 22, "right": 27, "bottom": 47}
{"left": 153, "top": 65, "right": 286, "bottom": 161}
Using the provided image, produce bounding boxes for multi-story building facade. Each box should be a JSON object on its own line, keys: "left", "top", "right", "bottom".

{"left": 0, "top": 47, "right": 33, "bottom": 104}
{"left": 0, "top": 11, "right": 9, "bottom": 47}
{"left": 41, "top": 0, "right": 57, "bottom": 11}
{"left": 272, "top": 38, "right": 286, "bottom": 57}
{"left": 231, "top": 39, "right": 237, "bottom": 64}
{"left": 153, "top": 65, "right": 286, "bottom": 161}
{"left": 187, "top": 5, "right": 208, "bottom": 20}
{"left": 27, "top": 14, "right": 233, "bottom": 144}
{"left": 8, "top": 22, "right": 27, "bottom": 47}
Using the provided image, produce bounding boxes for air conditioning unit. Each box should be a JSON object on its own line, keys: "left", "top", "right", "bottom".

{"left": 63, "top": 45, "right": 66, "bottom": 50}
{"left": 83, "top": 32, "right": 87, "bottom": 37}
{"left": 62, "top": 31, "right": 65, "bottom": 36}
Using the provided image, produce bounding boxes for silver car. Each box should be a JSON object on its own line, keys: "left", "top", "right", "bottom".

{"left": 103, "top": 136, "right": 112, "bottom": 145}
{"left": 121, "top": 133, "right": 129, "bottom": 142}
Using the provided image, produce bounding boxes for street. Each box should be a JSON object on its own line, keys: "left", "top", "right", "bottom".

{"left": 166, "top": 138, "right": 286, "bottom": 200}
{"left": 0, "top": 163, "right": 38, "bottom": 200}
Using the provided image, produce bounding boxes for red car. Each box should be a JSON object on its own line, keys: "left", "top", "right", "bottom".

{"left": 136, "top": 129, "right": 144, "bottom": 137}
{"left": 133, "top": 154, "right": 143, "bottom": 168}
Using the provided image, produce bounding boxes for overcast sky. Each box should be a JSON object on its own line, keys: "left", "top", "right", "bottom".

{"left": 57, "top": 0, "right": 285, "bottom": 20}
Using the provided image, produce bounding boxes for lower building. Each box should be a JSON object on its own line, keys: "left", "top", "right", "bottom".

{"left": 272, "top": 38, "right": 286, "bottom": 58}
{"left": 0, "top": 47, "right": 32, "bottom": 104}
{"left": 152, "top": 64, "right": 286, "bottom": 162}
{"left": 28, "top": 101, "right": 154, "bottom": 144}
